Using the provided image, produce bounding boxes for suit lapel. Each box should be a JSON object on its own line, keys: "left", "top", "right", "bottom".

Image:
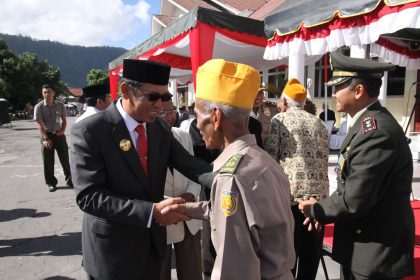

{"left": 106, "top": 104, "right": 150, "bottom": 189}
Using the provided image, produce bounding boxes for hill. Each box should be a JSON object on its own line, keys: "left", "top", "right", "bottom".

{"left": 0, "top": 33, "right": 127, "bottom": 87}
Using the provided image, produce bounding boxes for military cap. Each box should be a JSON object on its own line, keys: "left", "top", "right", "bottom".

{"left": 327, "top": 52, "right": 395, "bottom": 86}
{"left": 195, "top": 59, "right": 260, "bottom": 110}
{"left": 123, "top": 59, "right": 170, "bottom": 85}
{"left": 82, "top": 78, "right": 110, "bottom": 98}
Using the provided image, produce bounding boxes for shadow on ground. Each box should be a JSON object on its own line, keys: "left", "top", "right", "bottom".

{"left": 0, "top": 208, "right": 51, "bottom": 222}
{"left": 0, "top": 232, "right": 81, "bottom": 257}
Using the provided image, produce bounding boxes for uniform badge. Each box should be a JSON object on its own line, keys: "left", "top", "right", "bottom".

{"left": 361, "top": 115, "right": 377, "bottom": 134}
{"left": 221, "top": 190, "right": 239, "bottom": 217}
{"left": 119, "top": 139, "right": 131, "bottom": 152}
{"left": 263, "top": 107, "right": 271, "bottom": 117}
{"left": 219, "top": 154, "right": 244, "bottom": 174}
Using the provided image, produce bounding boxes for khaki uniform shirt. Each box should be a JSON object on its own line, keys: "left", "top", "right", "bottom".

{"left": 266, "top": 108, "right": 329, "bottom": 201}
{"left": 34, "top": 99, "right": 66, "bottom": 133}
{"left": 187, "top": 135, "right": 295, "bottom": 280}
{"left": 250, "top": 101, "right": 279, "bottom": 145}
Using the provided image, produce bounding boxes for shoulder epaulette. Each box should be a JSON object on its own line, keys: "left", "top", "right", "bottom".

{"left": 361, "top": 115, "right": 377, "bottom": 134}
{"left": 219, "top": 154, "right": 244, "bottom": 174}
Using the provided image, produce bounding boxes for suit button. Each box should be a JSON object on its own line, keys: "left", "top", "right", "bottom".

{"left": 356, "top": 229, "right": 362, "bottom": 234}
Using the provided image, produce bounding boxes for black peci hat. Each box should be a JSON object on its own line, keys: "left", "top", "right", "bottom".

{"left": 82, "top": 78, "right": 110, "bottom": 98}
{"left": 123, "top": 59, "right": 170, "bottom": 85}
{"left": 327, "top": 52, "right": 395, "bottom": 87}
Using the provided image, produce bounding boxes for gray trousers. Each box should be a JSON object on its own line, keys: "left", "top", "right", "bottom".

{"left": 160, "top": 223, "right": 202, "bottom": 280}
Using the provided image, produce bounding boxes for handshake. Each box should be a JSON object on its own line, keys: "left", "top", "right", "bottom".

{"left": 153, "top": 192, "right": 195, "bottom": 226}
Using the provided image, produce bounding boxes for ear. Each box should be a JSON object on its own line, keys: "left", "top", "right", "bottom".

{"left": 213, "top": 108, "right": 223, "bottom": 131}
{"left": 354, "top": 84, "right": 365, "bottom": 100}
{"left": 120, "top": 82, "right": 130, "bottom": 99}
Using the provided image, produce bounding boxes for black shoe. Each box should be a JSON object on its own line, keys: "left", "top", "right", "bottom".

{"left": 48, "top": 185, "right": 57, "bottom": 192}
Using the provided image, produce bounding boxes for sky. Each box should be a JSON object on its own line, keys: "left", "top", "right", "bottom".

{"left": 0, "top": 0, "right": 160, "bottom": 50}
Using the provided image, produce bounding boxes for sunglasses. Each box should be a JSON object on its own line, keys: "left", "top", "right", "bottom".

{"left": 131, "top": 85, "right": 173, "bottom": 102}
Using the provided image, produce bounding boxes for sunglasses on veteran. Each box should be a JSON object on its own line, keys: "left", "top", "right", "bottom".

{"left": 130, "top": 85, "right": 173, "bottom": 102}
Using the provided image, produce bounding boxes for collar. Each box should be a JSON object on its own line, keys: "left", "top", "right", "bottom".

{"left": 116, "top": 98, "right": 146, "bottom": 133}
{"left": 349, "top": 100, "right": 378, "bottom": 128}
{"left": 213, "top": 134, "right": 256, "bottom": 171}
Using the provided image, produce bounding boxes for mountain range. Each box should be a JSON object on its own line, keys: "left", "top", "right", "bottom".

{"left": 0, "top": 33, "right": 127, "bottom": 88}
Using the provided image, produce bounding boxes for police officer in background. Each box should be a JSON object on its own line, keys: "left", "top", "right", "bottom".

{"left": 34, "top": 84, "right": 72, "bottom": 192}
{"left": 163, "top": 59, "right": 295, "bottom": 280}
{"left": 76, "top": 79, "right": 111, "bottom": 123}
{"left": 250, "top": 85, "right": 279, "bottom": 146}
{"left": 299, "top": 52, "right": 414, "bottom": 280}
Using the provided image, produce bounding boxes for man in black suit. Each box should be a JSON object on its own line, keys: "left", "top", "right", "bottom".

{"left": 299, "top": 52, "right": 414, "bottom": 279}
{"left": 70, "top": 59, "right": 212, "bottom": 280}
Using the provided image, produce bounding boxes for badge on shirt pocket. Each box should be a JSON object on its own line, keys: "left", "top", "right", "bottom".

{"left": 221, "top": 190, "right": 239, "bottom": 217}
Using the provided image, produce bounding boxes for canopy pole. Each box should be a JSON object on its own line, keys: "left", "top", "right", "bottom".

{"left": 324, "top": 54, "right": 328, "bottom": 123}
{"left": 189, "top": 22, "right": 215, "bottom": 92}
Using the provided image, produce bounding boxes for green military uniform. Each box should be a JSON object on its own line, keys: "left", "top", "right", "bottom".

{"left": 310, "top": 52, "right": 414, "bottom": 278}
{"left": 250, "top": 101, "right": 278, "bottom": 145}
{"left": 187, "top": 134, "right": 295, "bottom": 280}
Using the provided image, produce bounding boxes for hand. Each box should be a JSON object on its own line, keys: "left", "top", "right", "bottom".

{"left": 303, "top": 217, "right": 323, "bottom": 232}
{"left": 153, "top": 197, "right": 190, "bottom": 226}
{"left": 180, "top": 192, "right": 195, "bottom": 203}
{"left": 297, "top": 197, "right": 317, "bottom": 218}
{"left": 55, "top": 129, "right": 64, "bottom": 136}
{"left": 42, "top": 139, "right": 52, "bottom": 149}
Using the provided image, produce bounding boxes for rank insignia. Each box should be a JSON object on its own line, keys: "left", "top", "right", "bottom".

{"left": 219, "top": 154, "right": 244, "bottom": 174}
{"left": 361, "top": 115, "right": 377, "bottom": 134}
{"left": 263, "top": 107, "right": 271, "bottom": 117}
{"left": 119, "top": 139, "right": 131, "bottom": 152}
{"left": 221, "top": 190, "right": 239, "bottom": 217}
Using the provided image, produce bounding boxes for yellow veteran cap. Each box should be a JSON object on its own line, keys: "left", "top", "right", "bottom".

{"left": 283, "top": 78, "right": 306, "bottom": 103}
{"left": 195, "top": 59, "right": 260, "bottom": 110}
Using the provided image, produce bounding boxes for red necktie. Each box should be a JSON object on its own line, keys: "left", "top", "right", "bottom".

{"left": 135, "top": 125, "right": 148, "bottom": 176}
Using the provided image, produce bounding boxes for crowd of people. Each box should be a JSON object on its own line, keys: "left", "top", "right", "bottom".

{"left": 33, "top": 52, "right": 415, "bottom": 280}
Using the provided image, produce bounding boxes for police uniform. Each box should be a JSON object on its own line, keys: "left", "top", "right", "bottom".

{"left": 34, "top": 98, "right": 72, "bottom": 189}
{"left": 250, "top": 101, "right": 278, "bottom": 145}
{"left": 185, "top": 59, "right": 295, "bottom": 280}
{"left": 310, "top": 52, "right": 414, "bottom": 279}
{"left": 187, "top": 135, "right": 295, "bottom": 280}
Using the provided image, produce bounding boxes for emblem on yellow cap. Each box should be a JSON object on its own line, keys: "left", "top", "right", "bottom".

{"left": 119, "top": 139, "right": 131, "bottom": 152}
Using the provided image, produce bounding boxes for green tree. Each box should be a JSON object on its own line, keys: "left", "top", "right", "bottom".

{"left": 86, "top": 69, "right": 108, "bottom": 86}
{"left": 0, "top": 40, "right": 64, "bottom": 110}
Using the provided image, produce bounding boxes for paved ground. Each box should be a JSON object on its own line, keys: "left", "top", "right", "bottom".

{"left": 1, "top": 117, "right": 419, "bottom": 280}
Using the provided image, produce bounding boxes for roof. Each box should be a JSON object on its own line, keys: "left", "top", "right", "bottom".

{"left": 68, "top": 88, "right": 83, "bottom": 97}
{"left": 153, "top": 14, "right": 178, "bottom": 26}
{"left": 264, "top": 0, "right": 417, "bottom": 38}
{"left": 109, "top": 6, "right": 265, "bottom": 70}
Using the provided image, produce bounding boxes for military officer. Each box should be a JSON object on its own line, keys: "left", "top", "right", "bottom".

{"left": 250, "top": 85, "right": 279, "bottom": 146}
{"left": 299, "top": 52, "right": 414, "bottom": 280}
{"left": 163, "top": 59, "right": 295, "bottom": 280}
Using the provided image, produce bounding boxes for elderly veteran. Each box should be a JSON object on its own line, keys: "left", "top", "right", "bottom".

{"left": 163, "top": 59, "right": 295, "bottom": 280}
{"left": 299, "top": 52, "right": 414, "bottom": 280}
{"left": 76, "top": 79, "right": 112, "bottom": 123}
{"left": 266, "top": 78, "right": 329, "bottom": 280}
{"left": 70, "top": 59, "right": 212, "bottom": 280}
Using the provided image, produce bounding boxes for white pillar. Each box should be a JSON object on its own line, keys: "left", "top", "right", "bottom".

{"left": 376, "top": 57, "right": 388, "bottom": 106}
{"left": 346, "top": 45, "right": 368, "bottom": 130}
{"left": 169, "top": 79, "right": 178, "bottom": 108}
{"left": 307, "top": 63, "right": 315, "bottom": 100}
{"left": 350, "top": 45, "right": 367, "bottom": 59}
{"left": 262, "top": 70, "right": 269, "bottom": 99}
{"left": 288, "top": 53, "right": 305, "bottom": 82}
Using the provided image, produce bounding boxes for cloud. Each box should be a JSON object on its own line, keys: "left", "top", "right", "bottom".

{"left": 0, "top": 0, "right": 151, "bottom": 48}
